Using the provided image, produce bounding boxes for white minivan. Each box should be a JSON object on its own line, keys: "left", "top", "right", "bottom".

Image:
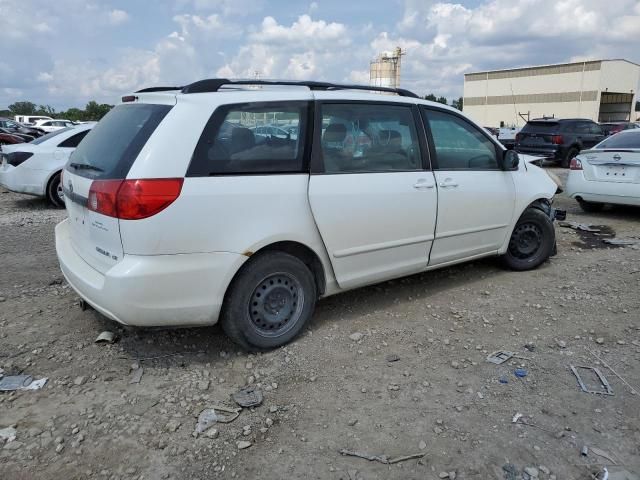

{"left": 55, "top": 79, "right": 564, "bottom": 350}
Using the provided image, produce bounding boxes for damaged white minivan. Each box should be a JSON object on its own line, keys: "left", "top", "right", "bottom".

{"left": 55, "top": 79, "right": 564, "bottom": 350}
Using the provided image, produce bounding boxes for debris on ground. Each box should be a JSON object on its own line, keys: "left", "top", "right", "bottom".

{"left": 0, "top": 426, "right": 17, "bottom": 443}
{"left": 512, "top": 413, "right": 523, "bottom": 423}
{"left": 129, "top": 367, "right": 144, "bottom": 384}
{"left": 385, "top": 353, "right": 400, "bottom": 363}
{"left": 237, "top": 440, "right": 252, "bottom": 450}
{"left": 570, "top": 365, "right": 614, "bottom": 395}
{"left": 559, "top": 221, "right": 601, "bottom": 232}
{"left": 603, "top": 238, "right": 639, "bottom": 246}
{"left": 203, "top": 405, "right": 241, "bottom": 424}
{"left": 514, "top": 368, "right": 528, "bottom": 378}
{"left": 339, "top": 448, "right": 425, "bottom": 464}
{"left": 194, "top": 408, "right": 219, "bottom": 435}
{"left": 94, "top": 331, "right": 116, "bottom": 344}
{"left": 232, "top": 385, "right": 264, "bottom": 408}
{"left": 590, "top": 447, "right": 617, "bottom": 464}
{"left": 486, "top": 351, "right": 514, "bottom": 364}
{"left": 0, "top": 375, "right": 48, "bottom": 391}
{"left": 586, "top": 348, "right": 639, "bottom": 395}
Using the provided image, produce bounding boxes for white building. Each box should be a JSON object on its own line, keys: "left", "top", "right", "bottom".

{"left": 463, "top": 59, "right": 640, "bottom": 128}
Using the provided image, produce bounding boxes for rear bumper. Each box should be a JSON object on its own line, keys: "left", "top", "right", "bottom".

{"left": 0, "top": 164, "right": 45, "bottom": 196}
{"left": 55, "top": 219, "right": 247, "bottom": 327}
{"left": 565, "top": 172, "right": 640, "bottom": 206}
{"left": 516, "top": 146, "right": 562, "bottom": 160}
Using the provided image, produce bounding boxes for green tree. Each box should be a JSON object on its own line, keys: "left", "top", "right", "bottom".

{"left": 60, "top": 108, "right": 85, "bottom": 122}
{"left": 8, "top": 101, "right": 37, "bottom": 115}
{"left": 451, "top": 97, "right": 464, "bottom": 110}
{"left": 36, "top": 105, "right": 56, "bottom": 116}
{"left": 84, "top": 101, "right": 113, "bottom": 121}
{"left": 436, "top": 96, "right": 448, "bottom": 105}
{"left": 424, "top": 93, "right": 437, "bottom": 102}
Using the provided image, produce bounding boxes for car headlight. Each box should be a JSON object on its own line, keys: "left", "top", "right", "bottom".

{"left": 546, "top": 170, "right": 563, "bottom": 193}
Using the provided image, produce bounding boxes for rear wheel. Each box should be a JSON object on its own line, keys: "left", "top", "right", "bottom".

{"left": 561, "top": 147, "right": 579, "bottom": 168}
{"left": 577, "top": 198, "right": 605, "bottom": 213}
{"left": 46, "top": 172, "right": 65, "bottom": 208}
{"left": 502, "top": 208, "right": 555, "bottom": 271}
{"left": 220, "top": 251, "right": 317, "bottom": 351}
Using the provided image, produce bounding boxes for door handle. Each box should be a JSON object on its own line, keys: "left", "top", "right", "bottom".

{"left": 413, "top": 182, "right": 435, "bottom": 189}
{"left": 439, "top": 181, "right": 458, "bottom": 188}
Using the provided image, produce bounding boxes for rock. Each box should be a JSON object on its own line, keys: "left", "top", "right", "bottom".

{"left": 418, "top": 440, "right": 427, "bottom": 450}
{"left": 269, "top": 406, "right": 279, "bottom": 413}
{"left": 0, "top": 297, "right": 5, "bottom": 302}
{"left": 450, "top": 361, "right": 460, "bottom": 369}
{"left": 349, "top": 332, "right": 364, "bottom": 342}
{"left": 524, "top": 466, "right": 539, "bottom": 478}
{"left": 347, "top": 419, "right": 358, "bottom": 426}
{"left": 539, "top": 465, "right": 550, "bottom": 475}
{"left": 73, "top": 376, "right": 86, "bottom": 386}
{"left": 54, "top": 436, "right": 64, "bottom": 445}
{"left": 385, "top": 354, "right": 400, "bottom": 363}
{"left": 55, "top": 443, "right": 64, "bottom": 453}
{"left": 237, "top": 441, "right": 252, "bottom": 450}
{"left": 164, "top": 419, "right": 181, "bottom": 433}
{"left": 439, "top": 472, "right": 449, "bottom": 479}
{"left": 4, "top": 441, "right": 24, "bottom": 450}
{"left": 617, "top": 340, "right": 626, "bottom": 345}
{"left": 71, "top": 427, "right": 79, "bottom": 435}
{"left": 245, "top": 362, "right": 253, "bottom": 370}
{"left": 433, "top": 426, "right": 444, "bottom": 434}
{"left": 595, "top": 337, "right": 604, "bottom": 345}
{"left": 556, "top": 340, "right": 567, "bottom": 348}
{"left": 443, "top": 338, "right": 451, "bottom": 345}
{"left": 448, "top": 472, "right": 457, "bottom": 480}
{"left": 388, "top": 384, "right": 399, "bottom": 391}
{"left": 197, "top": 380, "right": 210, "bottom": 391}
{"left": 204, "top": 428, "right": 219, "bottom": 439}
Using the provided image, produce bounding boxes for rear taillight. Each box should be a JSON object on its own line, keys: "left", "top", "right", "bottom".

{"left": 515, "top": 133, "right": 522, "bottom": 143}
{"left": 569, "top": 158, "right": 582, "bottom": 170}
{"left": 551, "top": 135, "right": 563, "bottom": 145}
{"left": 6, "top": 151, "right": 33, "bottom": 166}
{"left": 88, "top": 178, "right": 183, "bottom": 220}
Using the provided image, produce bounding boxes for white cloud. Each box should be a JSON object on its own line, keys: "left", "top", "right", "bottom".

{"left": 108, "top": 9, "right": 130, "bottom": 25}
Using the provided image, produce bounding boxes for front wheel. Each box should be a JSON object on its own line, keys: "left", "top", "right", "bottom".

{"left": 560, "top": 147, "right": 579, "bottom": 168}
{"left": 220, "top": 252, "right": 317, "bottom": 351}
{"left": 502, "top": 208, "right": 555, "bottom": 271}
{"left": 46, "top": 172, "right": 65, "bottom": 208}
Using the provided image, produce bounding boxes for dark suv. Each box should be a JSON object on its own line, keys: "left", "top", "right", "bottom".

{"left": 515, "top": 118, "right": 605, "bottom": 167}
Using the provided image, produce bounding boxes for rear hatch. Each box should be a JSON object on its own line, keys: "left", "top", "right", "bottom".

{"left": 517, "top": 121, "right": 560, "bottom": 148}
{"left": 63, "top": 99, "right": 174, "bottom": 273}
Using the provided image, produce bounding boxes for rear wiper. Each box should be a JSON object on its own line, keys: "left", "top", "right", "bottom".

{"left": 69, "top": 162, "right": 104, "bottom": 172}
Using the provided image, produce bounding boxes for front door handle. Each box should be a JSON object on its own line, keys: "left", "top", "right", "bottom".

{"left": 413, "top": 178, "right": 435, "bottom": 189}
{"left": 439, "top": 180, "right": 459, "bottom": 188}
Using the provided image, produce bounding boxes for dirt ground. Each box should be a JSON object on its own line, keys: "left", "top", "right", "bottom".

{"left": 1, "top": 168, "right": 639, "bottom": 480}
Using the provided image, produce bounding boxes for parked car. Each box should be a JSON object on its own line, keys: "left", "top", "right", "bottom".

{"left": 0, "top": 131, "right": 25, "bottom": 145}
{"left": 484, "top": 126, "right": 499, "bottom": 138}
{"left": 249, "top": 124, "right": 292, "bottom": 139}
{"left": 0, "top": 124, "right": 94, "bottom": 206}
{"left": 0, "top": 118, "right": 45, "bottom": 138}
{"left": 497, "top": 126, "right": 520, "bottom": 149}
{"left": 34, "top": 119, "right": 75, "bottom": 133}
{"left": 14, "top": 115, "right": 53, "bottom": 125}
{"left": 599, "top": 122, "right": 640, "bottom": 136}
{"left": 566, "top": 129, "right": 640, "bottom": 211}
{"left": 0, "top": 127, "right": 35, "bottom": 142}
{"left": 55, "top": 79, "right": 563, "bottom": 350}
{"left": 515, "top": 118, "right": 605, "bottom": 167}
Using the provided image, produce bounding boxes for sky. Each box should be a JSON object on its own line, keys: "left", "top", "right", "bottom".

{"left": 2, "top": 0, "right": 639, "bottom": 110}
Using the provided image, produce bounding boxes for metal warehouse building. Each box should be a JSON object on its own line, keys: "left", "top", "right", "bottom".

{"left": 463, "top": 59, "right": 640, "bottom": 128}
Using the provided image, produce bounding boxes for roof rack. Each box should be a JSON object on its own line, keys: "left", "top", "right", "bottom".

{"left": 135, "top": 86, "right": 182, "bottom": 93}
{"left": 178, "top": 78, "right": 419, "bottom": 98}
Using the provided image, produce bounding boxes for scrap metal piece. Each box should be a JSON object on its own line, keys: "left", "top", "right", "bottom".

{"left": 603, "top": 238, "right": 639, "bottom": 246}
{"left": 0, "top": 375, "right": 33, "bottom": 391}
{"left": 95, "top": 331, "right": 116, "bottom": 344}
{"left": 559, "top": 221, "right": 601, "bottom": 233}
{"left": 570, "top": 365, "right": 614, "bottom": 396}
{"left": 486, "top": 351, "right": 514, "bottom": 365}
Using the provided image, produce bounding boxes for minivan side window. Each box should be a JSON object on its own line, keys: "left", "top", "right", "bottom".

{"left": 318, "top": 103, "right": 421, "bottom": 173}
{"left": 189, "top": 102, "right": 307, "bottom": 176}
{"left": 423, "top": 109, "right": 499, "bottom": 170}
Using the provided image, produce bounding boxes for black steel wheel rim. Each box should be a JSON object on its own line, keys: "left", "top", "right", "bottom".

{"left": 509, "top": 223, "right": 543, "bottom": 259}
{"left": 248, "top": 272, "right": 304, "bottom": 337}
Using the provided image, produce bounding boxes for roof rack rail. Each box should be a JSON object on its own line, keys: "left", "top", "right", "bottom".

{"left": 135, "top": 86, "right": 182, "bottom": 93}
{"left": 179, "top": 78, "right": 419, "bottom": 98}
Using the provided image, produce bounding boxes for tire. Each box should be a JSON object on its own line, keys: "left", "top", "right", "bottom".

{"left": 560, "top": 147, "right": 579, "bottom": 168}
{"left": 220, "top": 251, "right": 317, "bottom": 351}
{"left": 46, "top": 172, "right": 65, "bottom": 208}
{"left": 502, "top": 208, "right": 555, "bottom": 271}
{"left": 577, "top": 199, "right": 605, "bottom": 213}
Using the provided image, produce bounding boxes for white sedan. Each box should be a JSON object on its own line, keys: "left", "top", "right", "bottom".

{"left": 0, "top": 124, "right": 94, "bottom": 207}
{"left": 34, "top": 119, "right": 75, "bottom": 133}
{"left": 566, "top": 129, "right": 640, "bottom": 211}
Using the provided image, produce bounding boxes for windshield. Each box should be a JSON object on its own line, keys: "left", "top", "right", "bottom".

{"left": 595, "top": 131, "right": 640, "bottom": 149}
{"left": 68, "top": 103, "right": 172, "bottom": 179}
{"left": 30, "top": 127, "right": 74, "bottom": 145}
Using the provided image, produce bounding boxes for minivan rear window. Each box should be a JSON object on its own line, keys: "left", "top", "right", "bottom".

{"left": 521, "top": 121, "right": 560, "bottom": 133}
{"left": 67, "top": 104, "right": 172, "bottom": 179}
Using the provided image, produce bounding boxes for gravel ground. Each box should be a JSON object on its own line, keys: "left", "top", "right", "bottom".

{"left": 1, "top": 169, "right": 639, "bottom": 480}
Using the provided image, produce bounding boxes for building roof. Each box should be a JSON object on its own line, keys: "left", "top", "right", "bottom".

{"left": 464, "top": 59, "right": 640, "bottom": 77}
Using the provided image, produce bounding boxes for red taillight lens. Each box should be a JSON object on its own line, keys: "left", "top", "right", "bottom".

{"left": 551, "top": 135, "right": 563, "bottom": 145}
{"left": 515, "top": 133, "right": 522, "bottom": 143}
{"left": 88, "top": 178, "right": 183, "bottom": 220}
{"left": 569, "top": 158, "right": 582, "bottom": 170}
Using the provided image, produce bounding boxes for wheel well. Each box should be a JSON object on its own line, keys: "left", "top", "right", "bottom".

{"left": 527, "top": 198, "right": 552, "bottom": 216}
{"left": 252, "top": 241, "right": 326, "bottom": 296}
{"left": 46, "top": 170, "right": 62, "bottom": 192}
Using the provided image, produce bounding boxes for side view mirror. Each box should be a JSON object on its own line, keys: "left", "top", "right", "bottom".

{"left": 501, "top": 150, "right": 520, "bottom": 170}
